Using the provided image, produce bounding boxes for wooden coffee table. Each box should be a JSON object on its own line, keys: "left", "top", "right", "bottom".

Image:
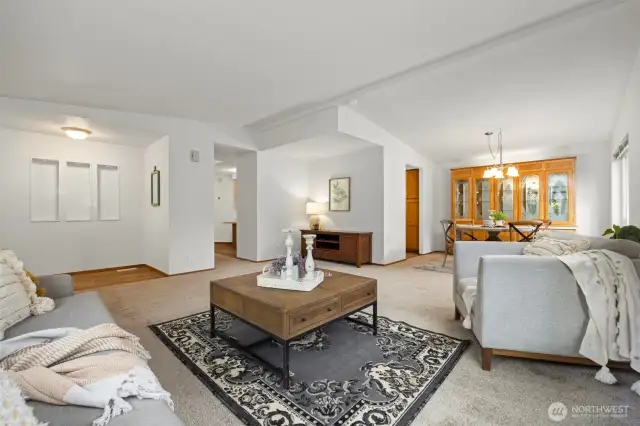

{"left": 210, "top": 270, "right": 377, "bottom": 389}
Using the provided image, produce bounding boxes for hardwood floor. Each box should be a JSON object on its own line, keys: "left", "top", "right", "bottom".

{"left": 72, "top": 244, "right": 236, "bottom": 292}
{"left": 215, "top": 242, "right": 237, "bottom": 258}
{"left": 72, "top": 265, "right": 166, "bottom": 292}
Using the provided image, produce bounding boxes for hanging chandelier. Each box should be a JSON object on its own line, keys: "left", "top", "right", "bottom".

{"left": 482, "top": 129, "right": 518, "bottom": 179}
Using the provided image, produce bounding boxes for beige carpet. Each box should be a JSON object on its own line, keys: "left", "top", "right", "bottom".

{"left": 97, "top": 253, "right": 640, "bottom": 425}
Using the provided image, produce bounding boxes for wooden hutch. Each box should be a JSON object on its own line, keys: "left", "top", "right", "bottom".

{"left": 451, "top": 157, "right": 575, "bottom": 240}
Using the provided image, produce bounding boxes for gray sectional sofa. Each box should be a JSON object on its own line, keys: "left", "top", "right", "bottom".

{"left": 453, "top": 231, "right": 640, "bottom": 370}
{"left": 4, "top": 274, "right": 183, "bottom": 426}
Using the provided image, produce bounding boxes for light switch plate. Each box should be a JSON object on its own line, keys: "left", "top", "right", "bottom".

{"left": 190, "top": 149, "right": 200, "bottom": 162}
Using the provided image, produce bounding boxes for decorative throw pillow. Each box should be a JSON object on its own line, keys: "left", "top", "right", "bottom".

{"left": 0, "top": 371, "right": 47, "bottom": 426}
{"left": 0, "top": 272, "right": 31, "bottom": 338}
{"left": 524, "top": 237, "right": 590, "bottom": 257}
{"left": 0, "top": 250, "right": 55, "bottom": 337}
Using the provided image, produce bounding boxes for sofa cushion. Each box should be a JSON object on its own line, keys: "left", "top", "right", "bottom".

{"left": 4, "top": 292, "right": 113, "bottom": 339}
{"left": 457, "top": 277, "right": 477, "bottom": 295}
{"left": 538, "top": 230, "right": 640, "bottom": 258}
{"left": 30, "top": 397, "right": 182, "bottom": 426}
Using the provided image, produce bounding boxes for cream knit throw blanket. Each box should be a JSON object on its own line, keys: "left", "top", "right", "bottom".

{"left": 558, "top": 249, "right": 640, "bottom": 395}
{"left": 0, "top": 324, "right": 174, "bottom": 426}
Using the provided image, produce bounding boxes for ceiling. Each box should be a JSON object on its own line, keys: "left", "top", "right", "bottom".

{"left": 0, "top": 0, "right": 604, "bottom": 128}
{"left": 0, "top": 98, "right": 164, "bottom": 146}
{"left": 275, "top": 133, "right": 375, "bottom": 160}
{"left": 355, "top": 1, "right": 640, "bottom": 162}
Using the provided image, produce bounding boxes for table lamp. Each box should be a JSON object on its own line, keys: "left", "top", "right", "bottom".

{"left": 306, "top": 202, "right": 323, "bottom": 230}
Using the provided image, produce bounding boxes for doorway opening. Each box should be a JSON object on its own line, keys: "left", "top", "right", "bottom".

{"left": 405, "top": 167, "right": 420, "bottom": 258}
{"left": 214, "top": 144, "right": 250, "bottom": 260}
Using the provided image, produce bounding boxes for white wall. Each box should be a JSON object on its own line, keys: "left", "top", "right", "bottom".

{"left": 235, "top": 149, "right": 310, "bottom": 262}
{"left": 308, "top": 146, "right": 385, "bottom": 263}
{"left": 611, "top": 47, "right": 640, "bottom": 225}
{"left": 339, "top": 106, "right": 437, "bottom": 263}
{"left": 256, "top": 149, "right": 309, "bottom": 260}
{"left": 143, "top": 136, "right": 170, "bottom": 273}
{"left": 0, "top": 127, "right": 144, "bottom": 275}
{"left": 167, "top": 125, "right": 216, "bottom": 274}
{"left": 214, "top": 173, "right": 236, "bottom": 242}
{"left": 236, "top": 152, "right": 258, "bottom": 261}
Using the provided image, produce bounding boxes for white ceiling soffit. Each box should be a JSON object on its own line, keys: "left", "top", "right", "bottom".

{"left": 0, "top": 0, "right": 605, "bottom": 127}
{"left": 354, "top": 0, "right": 640, "bottom": 162}
{"left": 270, "top": 133, "right": 375, "bottom": 160}
{"left": 214, "top": 142, "right": 254, "bottom": 168}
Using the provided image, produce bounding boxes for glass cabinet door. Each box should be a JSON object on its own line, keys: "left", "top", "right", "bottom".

{"left": 521, "top": 175, "right": 541, "bottom": 220}
{"left": 497, "top": 178, "right": 515, "bottom": 220}
{"left": 475, "top": 178, "right": 492, "bottom": 220}
{"left": 454, "top": 179, "right": 469, "bottom": 218}
{"left": 547, "top": 172, "right": 569, "bottom": 222}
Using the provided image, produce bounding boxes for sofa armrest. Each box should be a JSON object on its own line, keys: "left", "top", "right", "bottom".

{"left": 37, "top": 274, "right": 74, "bottom": 299}
{"left": 454, "top": 242, "right": 528, "bottom": 281}
{"left": 473, "top": 255, "right": 588, "bottom": 356}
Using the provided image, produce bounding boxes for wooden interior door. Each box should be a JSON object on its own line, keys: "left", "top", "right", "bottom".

{"left": 406, "top": 169, "right": 420, "bottom": 253}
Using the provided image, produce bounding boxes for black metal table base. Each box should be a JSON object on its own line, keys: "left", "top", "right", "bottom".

{"left": 210, "top": 302, "right": 378, "bottom": 390}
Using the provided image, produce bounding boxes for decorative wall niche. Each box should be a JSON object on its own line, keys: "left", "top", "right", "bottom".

{"left": 30, "top": 158, "right": 60, "bottom": 222}
{"left": 97, "top": 164, "right": 120, "bottom": 221}
{"left": 65, "top": 161, "right": 91, "bottom": 221}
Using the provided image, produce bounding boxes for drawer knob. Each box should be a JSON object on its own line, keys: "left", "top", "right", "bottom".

{"left": 301, "top": 318, "right": 306, "bottom": 322}
{"left": 367, "top": 293, "right": 372, "bottom": 296}
{"left": 327, "top": 307, "right": 332, "bottom": 312}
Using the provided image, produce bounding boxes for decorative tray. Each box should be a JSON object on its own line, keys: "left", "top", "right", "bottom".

{"left": 257, "top": 269, "right": 324, "bottom": 292}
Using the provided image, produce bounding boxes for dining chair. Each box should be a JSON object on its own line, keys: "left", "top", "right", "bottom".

{"left": 440, "top": 220, "right": 456, "bottom": 266}
{"left": 508, "top": 221, "right": 543, "bottom": 242}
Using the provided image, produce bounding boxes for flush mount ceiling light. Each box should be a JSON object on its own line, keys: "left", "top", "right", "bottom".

{"left": 61, "top": 127, "right": 92, "bottom": 140}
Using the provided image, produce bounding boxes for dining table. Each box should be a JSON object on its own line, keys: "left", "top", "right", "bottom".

{"left": 455, "top": 224, "right": 510, "bottom": 242}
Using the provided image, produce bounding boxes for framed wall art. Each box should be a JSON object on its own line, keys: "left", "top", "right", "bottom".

{"left": 329, "top": 177, "right": 350, "bottom": 211}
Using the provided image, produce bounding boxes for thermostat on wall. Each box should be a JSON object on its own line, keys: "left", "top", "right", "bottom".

{"left": 190, "top": 149, "right": 200, "bottom": 162}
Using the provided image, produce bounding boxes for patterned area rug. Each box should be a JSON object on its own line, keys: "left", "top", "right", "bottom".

{"left": 150, "top": 311, "right": 468, "bottom": 426}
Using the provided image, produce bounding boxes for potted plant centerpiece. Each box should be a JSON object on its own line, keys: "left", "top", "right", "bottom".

{"left": 492, "top": 211, "right": 507, "bottom": 226}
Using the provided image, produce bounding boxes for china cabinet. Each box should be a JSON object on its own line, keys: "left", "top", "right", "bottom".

{"left": 450, "top": 157, "right": 575, "bottom": 239}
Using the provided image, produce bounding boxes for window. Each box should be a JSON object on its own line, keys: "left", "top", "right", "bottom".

{"left": 613, "top": 135, "right": 629, "bottom": 226}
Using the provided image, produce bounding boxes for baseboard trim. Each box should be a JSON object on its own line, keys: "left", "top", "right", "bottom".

{"left": 372, "top": 251, "right": 443, "bottom": 267}
{"left": 146, "top": 265, "right": 170, "bottom": 277}
{"left": 372, "top": 259, "right": 405, "bottom": 266}
{"left": 67, "top": 264, "right": 172, "bottom": 277}
{"left": 168, "top": 267, "right": 216, "bottom": 276}
{"left": 68, "top": 264, "right": 150, "bottom": 275}
{"left": 236, "top": 257, "right": 275, "bottom": 263}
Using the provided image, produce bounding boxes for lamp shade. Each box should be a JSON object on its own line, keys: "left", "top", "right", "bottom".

{"left": 306, "top": 202, "right": 323, "bottom": 215}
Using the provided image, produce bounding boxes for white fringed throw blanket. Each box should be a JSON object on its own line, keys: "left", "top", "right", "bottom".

{"left": 558, "top": 250, "right": 640, "bottom": 394}
{"left": 0, "top": 324, "right": 174, "bottom": 426}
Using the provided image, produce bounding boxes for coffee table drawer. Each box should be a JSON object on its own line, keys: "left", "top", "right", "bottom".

{"left": 289, "top": 298, "right": 340, "bottom": 336}
{"left": 342, "top": 283, "right": 376, "bottom": 312}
